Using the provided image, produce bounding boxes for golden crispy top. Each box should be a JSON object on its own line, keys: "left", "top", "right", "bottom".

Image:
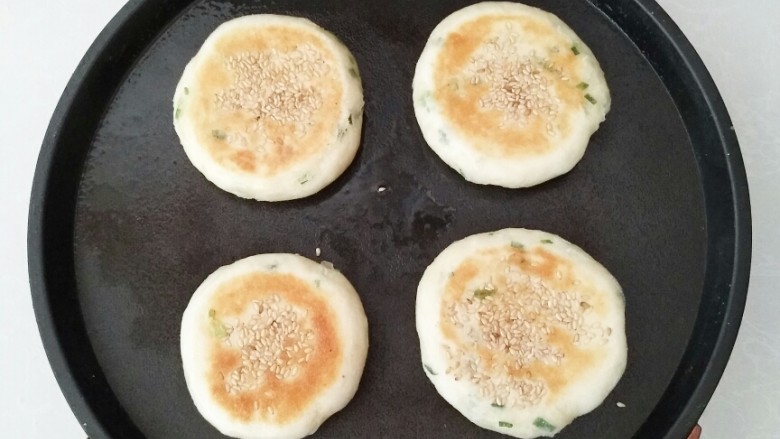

{"left": 205, "top": 272, "right": 341, "bottom": 423}
{"left": 433, "top": 14, "right": 587, "bottom": 158}
{"left": 187, "top": 24, "right": 344, "bottom": 176}
{"left": 439, "top": 244, "right": 611, "bottom": 406}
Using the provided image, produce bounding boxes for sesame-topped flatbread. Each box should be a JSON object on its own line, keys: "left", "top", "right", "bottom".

{"left": 173, "top": 15, "right": 363, "bottom": 201}
{"left": 181, "top": 254, "right": 368, "bottom": 439}
{"left": 416, "top": 229, "right": 626, "bottom": 438}
{"left": 413, "top": 2, "right": 610, "bottom": 188}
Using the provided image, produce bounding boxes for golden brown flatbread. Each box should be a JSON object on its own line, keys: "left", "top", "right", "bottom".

{"left": 413, "top": 2, "right": 610, "bottom": 188}
{"left": 181, "top": 254, "right": 368, "bottom": 439}
{"left": 173, "top": 15, "right": 363, "bottom": 201}
{"left": 417, "top": 228, "right": 626, "bottom": 438}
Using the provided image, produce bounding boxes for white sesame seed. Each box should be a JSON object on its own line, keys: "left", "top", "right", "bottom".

{"left": 214, "top": 44, "right": 327, "bottom": 134}
{"left": 215, "top": 295, "right": 314, "bottom": 395}
{"left": 441, "top": 248, "right": 608, "bottom": 407}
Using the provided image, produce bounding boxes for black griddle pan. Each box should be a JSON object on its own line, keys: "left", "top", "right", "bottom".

{"left": 28, "top": 0, "right": 751, "bottom": 438}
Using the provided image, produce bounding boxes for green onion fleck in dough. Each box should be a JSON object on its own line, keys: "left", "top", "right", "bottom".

{"left": 212, "top": 130, "right": 226, "bottom": 140}
{"left": 577, "top": 82, "right": 589, "bottom": 90}
{"left": 511, "top": 241, "right": 524, "bottom": 249}
{"left": 491, "top": 403, "right": 504, "bottom": 408}
{"left": 175, "top": 107, "right": 182, "bottom": 119}
{"left": 208, "top": 310, "right": 228, "bottom": 338}
{"left": 417, "top": 91, "right": 433, "bottom": 108}
{"left": 423, "top": 364, "right": 437, "bottom": 375}
{"left": 571, "top": 45, "right": 580, "bottom": 55}
{"left": 184, "top": 87, "right": 189, "bottom": 95}
{"left": 499, "top": 421, "right": 513, "bottom": 428}
{"left": 474, "top": 288, "right": 496, "bottom": 300}
{"left": 533, "top": 417, "right": 556, "bottom": 432}
{"left": 211, "top": 322, "right": 228, "bottom": 338}
{"left": 541, "top": 239, "right": 553, "bottom": 244}
{"left": 585, "top": 94, "right": 597, "bottom": 104}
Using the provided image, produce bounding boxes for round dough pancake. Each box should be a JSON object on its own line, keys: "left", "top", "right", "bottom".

{"left": 181, "top": 254, "right": 368, "bottom": 439}
{"left": 173, "top": 15, "right": 364, "bottom": 201}
{"left": 412, "top": 2, "right": 610, "bottom": 188}
{"left": 416, "top": 229, "right": 626, "bottom": 438}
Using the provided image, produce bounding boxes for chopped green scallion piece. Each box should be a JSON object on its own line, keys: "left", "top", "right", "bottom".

{"left": 491, "top": 402, "right": 504, "bottom": 408}
{"left": 585, "top": 94, "right": 597, "bottom": 104}
{"left": 541, "top": 239, "right": 553, "bottom": 244}
{"left": 499, "top": 421, "right": 513, "bottom": 428}
{"left": 314, "top": 279, "right": 321, "bottom": 288}
{"left": 208, "top": 310, "right": 228, "bottom": 338}
{"left": 184, "top": 87, "right": 189, "bottom": 95}
{"left": 299, "top": 173, "right": 311, "bottom": 184}
{"left": 423, "top": 364, "right": 437, "bottom": 375}
{"left": 571, "top": 45, "right": 580, "bottom": 55}
{"left": 348, "top": 67, "right": 359, "bottom": 78}
{"left": 175, "top": 107, "right": 182, "bottom": 119}
{"left": 211, "top": 129, "right": 226, "bottom": 140}
{"left": 533, "top": 417, "right": 556, "bottom": 432}
{"left": 211, "top": 321, "right": 228, "bottom": 338}
{"left": 511, "top": 241, "right": 524, "bottom": 249}
{"left": 577, "top": 82, "right": 589, "bottom": 90}
{"left": 474, "top": 288, "right": 496, "bottom": 300}
{"left": 268, "top": 263, "right": 278, "bottom": 270}
{"left": 417, "top": 91, "right": 433, "bottom": 109}
{"left": 348, "top": 114, "right": 353, "bottom": 125}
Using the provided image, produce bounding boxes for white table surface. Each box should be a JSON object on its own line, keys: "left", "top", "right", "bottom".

{"left": 1, "top": 1, "right": 777, "bottom": 437}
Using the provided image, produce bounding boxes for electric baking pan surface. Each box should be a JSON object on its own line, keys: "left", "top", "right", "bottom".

{"left": 28, "top": 0, "right": 750, "bottom": 438}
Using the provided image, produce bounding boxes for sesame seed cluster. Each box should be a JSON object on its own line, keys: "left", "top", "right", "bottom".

{"left": 468, "top": 24, "right": 571, "bottom": 135}
{"left": 443, "top": 256, "right": 610, "bottom": 408}
{"left": 215, "top": 43, "right": 330, "bottom": 135}
{"left": 216, "top": 294, "right": 315, "bottom": 395}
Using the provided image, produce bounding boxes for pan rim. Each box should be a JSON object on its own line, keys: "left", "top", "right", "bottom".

{"left": 597, "top": 0, "right": 751, "bottom": 437}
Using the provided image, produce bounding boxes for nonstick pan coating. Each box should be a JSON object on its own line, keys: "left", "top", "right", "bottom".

{"left": 28, "top": 0, "right": 750, "bottom": 438}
